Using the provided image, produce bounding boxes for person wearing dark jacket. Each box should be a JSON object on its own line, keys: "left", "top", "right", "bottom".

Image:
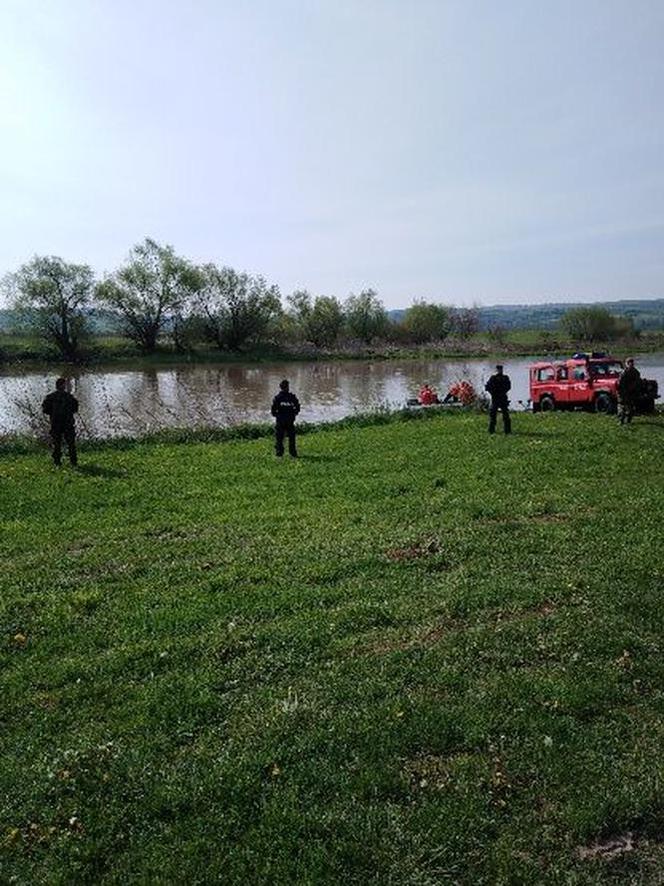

{"left": 485, "top": 364, "right": 512, "bottom": 435}
{"left": 42, "top": 378, "right": 79, "bottom": 466}
{"left": 617, "top": 357, "right": 641, "bottom": 425}
{"left": 271, "top": 379, "right": 301, "bottom": 457}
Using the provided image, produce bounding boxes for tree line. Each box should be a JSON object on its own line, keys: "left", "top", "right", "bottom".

{"left": 0, "top": 239, "right": 483, "bottom": 360}
{"left": 1, "top": 238, "right": 640, "bottom": 360}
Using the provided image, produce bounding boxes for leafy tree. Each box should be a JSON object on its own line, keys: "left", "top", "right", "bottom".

{"left": 170, "top": 312, "right": 206, "bottom": 353}
{"left": 287, "top": 290, "right": 344, "bottom": 347}
{"left": 401, "top": 300, "right": 451, "bottom": 344}
{"left": 344, "top": 289, "right": 387, "bottom": 343}
{"left": 196, "top": 264, "right": 282, "bottom": 351}
{"left": 5, "top": 255, "right": 94, "bottom": 359}
{"left": 308, "top": 296, "right": 344, "bottom": 347}
{"left": 559, "top": 306, "right": 634, "bottom": 341}
{"left": 95, "top": 239, "right": 202, "bottom": 352}
{"left": 286, "top": 289, "right": 313, "bottom": 326}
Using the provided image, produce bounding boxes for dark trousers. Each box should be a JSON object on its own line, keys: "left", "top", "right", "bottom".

{"left": 488, "top": 401, "right": 511, "bottom": 434}
{"left": 51, "top": 426, "right": 78, "bottom": 465}
{"left": 618, "top": 398, "right": 636, "bottom": 424}
{"left": 275, "top": 421, "right": 297, "bottom": 457}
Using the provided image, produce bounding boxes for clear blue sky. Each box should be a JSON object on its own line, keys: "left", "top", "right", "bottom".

{"left": 1, "top": 0, "right": 663, "bottom": 307}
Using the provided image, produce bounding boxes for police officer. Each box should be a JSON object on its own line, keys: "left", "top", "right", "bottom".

{"left": 271, "top": 379, "right": 300, "bottom": 457}
{"left": 42, "top": 377, "right": 79, "bottom": 466}
{"left": 485, "top": 364, "right": 512, "bottom": 435}
{"left": 617, "top": 357, "right": 641, "bottom": 425}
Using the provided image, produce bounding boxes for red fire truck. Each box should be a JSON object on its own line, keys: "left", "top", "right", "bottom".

{"left": 529, "top": 353, "right": 658, "bottom": 414}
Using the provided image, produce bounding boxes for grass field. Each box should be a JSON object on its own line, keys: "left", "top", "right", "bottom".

{"left": 2, "top": 412, "right": 664, "bottom": 884}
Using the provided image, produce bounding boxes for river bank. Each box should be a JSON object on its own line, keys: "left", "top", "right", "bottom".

{"left": 2, "top": 330, "right": 664, "bottom": 369}
{"left": 3, "top": 412, "right": 664, "bottom": 883}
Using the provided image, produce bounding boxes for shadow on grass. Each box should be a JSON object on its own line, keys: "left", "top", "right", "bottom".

{"left": 74, "top": 464, "right": 126, "bottom": 479}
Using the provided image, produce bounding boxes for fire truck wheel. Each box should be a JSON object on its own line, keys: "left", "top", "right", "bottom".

{"left": 540, "top": 395, "right": 555, "bottom": 412}
{"left": 594, "top": 392, "right": 615, "bottom": 414}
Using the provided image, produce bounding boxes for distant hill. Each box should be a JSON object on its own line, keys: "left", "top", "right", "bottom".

{"left": 389, "top": 298, "right": 664, "bottom": 331}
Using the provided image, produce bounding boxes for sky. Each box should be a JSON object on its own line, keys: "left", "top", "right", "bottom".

{"left": 1, "top": 0, "right": 663, "bottom": 308}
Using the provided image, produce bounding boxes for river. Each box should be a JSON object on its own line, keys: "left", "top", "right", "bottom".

{"left": 1, "top": 354, "right": 663, "bottom": 438}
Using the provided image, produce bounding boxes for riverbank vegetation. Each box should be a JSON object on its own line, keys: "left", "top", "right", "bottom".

{"left": 2, "top": 411, "right": 664, "bottom": 882}
{"left": 1, "top": 239, "right": 662, "bottom": 366}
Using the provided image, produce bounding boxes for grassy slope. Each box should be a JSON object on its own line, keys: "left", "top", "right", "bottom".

{"left": 1, "top": 413, "right": 664, "bottom": 884}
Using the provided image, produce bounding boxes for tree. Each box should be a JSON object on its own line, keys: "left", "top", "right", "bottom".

{"left": 287, "top": 290, "right": 344, "bottom": 347}
{"left": 344, "top": 289, "right": 387, "bottom": 343}
{"left": 95, "top": 238, "right": 202, "bottom": 352}
{"left": 449, "top": 306, "right": 480, "bottom": 339}
{"left": 401, "top": 300, "right": 452, "bottom": 344}
{"left": 196, "top": 264, "right": 282, "bottom": 351}
{"left": 559, "top": 306, "right": 634, "bottom": 342}
{"left": 5, "top": 255, "right": 94, "bottom": 359}
{"left": 308, "top": 296, "right": 344, "bottom": 347}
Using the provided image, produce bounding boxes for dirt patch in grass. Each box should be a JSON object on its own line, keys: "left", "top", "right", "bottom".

{"left": 492, "top": 600, "right": 558, "bottom": 624}
{"left": 385, "top": 537, "right": 442, "bottom": 561}
{"left": 402, "top": 751, "right": 474, "bottom": 792}
{"left": 575, "top": 824, "right": 664, "bottom": 872}
{"left": 576, "top": 832, "right": 636, "bottom": 861}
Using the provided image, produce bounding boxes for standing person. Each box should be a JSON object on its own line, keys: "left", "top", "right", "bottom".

{"left": 271, "top": 379, "right": 300, "bottom": 457}
{"left": 42, "top": 377, "right": 79, "bottom": 466}
{"left": 617, "top": 357, "right": 641, "bottom": 425}
{"left": 485, "top": 364, "right": 512, "bottom": 435}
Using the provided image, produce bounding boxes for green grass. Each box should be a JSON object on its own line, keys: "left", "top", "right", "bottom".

{"left": 2, "top": 412, "right": 664, "bottom": 884}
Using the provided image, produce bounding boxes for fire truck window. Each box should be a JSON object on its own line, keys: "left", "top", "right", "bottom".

{"left": 557, "top": 368, "right": 568, "bottom": 380}
{"left": 573, "top": 368, "right": 586, "bottom": 380}
{"left": 537, "top": 367, "right": 555, "bottom": 381}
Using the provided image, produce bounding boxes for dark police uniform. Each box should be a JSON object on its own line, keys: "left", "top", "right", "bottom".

{"left": 42, "top": 389, "right": 79, "bottom": 465}
{"left": 271, "top": 388, "right": 301, "bottom": 456}
{"left": 485, "top": 371, "right": 512, "bottom": 434}
{"left": 618, "top": 364, "right": 641, "bottom": 424}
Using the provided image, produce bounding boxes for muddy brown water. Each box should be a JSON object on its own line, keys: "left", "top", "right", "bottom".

{"left": 1, "top": 355, "right": 663, "bottom": 438}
